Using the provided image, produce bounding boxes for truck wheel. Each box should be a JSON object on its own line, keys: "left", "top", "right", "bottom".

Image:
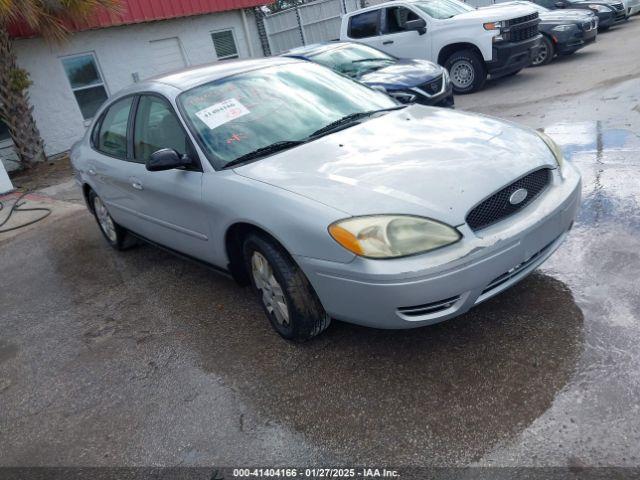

{"left": 445, "top": 50, "right": 487, "bottom": 94}
{"left": 243, "top": 233, "right": 331, "bottom": 341}
{"left": 532, "top": 35, "right": 554, "bottom": 66}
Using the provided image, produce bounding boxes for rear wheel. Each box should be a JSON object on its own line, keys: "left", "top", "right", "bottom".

{"left": 532, "top": 35, "right": 555, "bottom": 66}
{"left": 445, "top": 49, "right": 487, "bottom": 94}
{"left": 88, "top": 189, "right": 134, "bottom": 250}
{"left": 243, "top": 233, "right": 330, "bottom": 341}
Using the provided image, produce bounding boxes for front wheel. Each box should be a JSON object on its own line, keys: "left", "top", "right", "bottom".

{"left": 444, "top": 49, "right": 487, "bottom": 94}
{"left": 243, "top": 234, "right": 330, "bottom": 341}
{"left": 532, "top": 35, "right": 555, "bottom": 66}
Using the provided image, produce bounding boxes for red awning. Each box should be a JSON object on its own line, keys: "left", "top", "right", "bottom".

{"left": 9, "top": 0, "right": 271, "bottom": 39}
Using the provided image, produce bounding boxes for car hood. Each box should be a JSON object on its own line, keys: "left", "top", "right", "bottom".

{"left": 358, "top": 59, "right": 443, "bottom": 89}
{"left": 471, "top": 4, "right": 539, "bottom": 21}
{"left": 539, "top": 9, "right": 594, "bottom": 21}
{"left": 233, "top": 106, "right": 556, "bottom": 226}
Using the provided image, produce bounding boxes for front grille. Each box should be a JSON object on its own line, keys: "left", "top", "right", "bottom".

{"left": 503, "top": 12, "right": 539, "bottom": 42}
{"left": 420, "top": 75, "right": 443, "bottom": 96}
{"left": 504, "top": 12, "right": 538, "bottom": 27}
{"left": 481, "top": 236, "right": 559, "bottom": 295}
{"left": 398, "top": 296, "right": 460, "bottom": 317}
{"left": 466, "top": 168, "right": 551, "bottom": 231}
{"left": 611, "top": 2, "right": 624, "bottom": 10}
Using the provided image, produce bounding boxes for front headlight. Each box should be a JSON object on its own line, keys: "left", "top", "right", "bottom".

{"left": 589, "top": 4, "right": 610, "bottom": 11}
{"left": 553, "top": 24, "right": 575, "bottom": 31}
{"left": 387, "top": 90, "right": 417, "bottom": 104}
{"left": 536, "top": 130, "right": 564, "bottom": 170}
{"left": 328, "top": 215, "right": 461, "bottom": 259}
{"left": 442, "top": 68, "right": 450, "bottom": 87}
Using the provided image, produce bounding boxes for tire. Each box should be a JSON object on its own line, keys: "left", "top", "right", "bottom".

{"left": 532, "top": 35, "right": 554, "bottom": 66}
{"left": 444, "top": 49, "right": 487, "bottom": 94}
{"left": 88, "top": 189, "right": 134, "bottom": 250}
{"left": 243, "top": 233, "right": 331, "bottom": 341}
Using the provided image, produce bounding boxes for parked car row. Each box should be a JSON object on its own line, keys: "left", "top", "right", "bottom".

{"left": 292, "top": 0, "right": 632, "bottom": 97}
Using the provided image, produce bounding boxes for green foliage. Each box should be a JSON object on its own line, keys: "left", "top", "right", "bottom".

{"left": 9, "top": 67, "right": 32, "bottom": 93}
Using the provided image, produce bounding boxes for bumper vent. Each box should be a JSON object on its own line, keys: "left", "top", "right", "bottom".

{"left": 466, "top": 168, "right": 551, "bottom": 231}
{"left": 481, "top": 236, "right": 559, "bottom": 295}
{"left": 398, "top": 295, "right": 460, "bottom": 317}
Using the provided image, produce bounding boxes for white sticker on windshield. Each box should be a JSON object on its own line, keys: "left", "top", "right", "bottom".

{"left": 195, "top": 98, "right": 250, "bottom": 130}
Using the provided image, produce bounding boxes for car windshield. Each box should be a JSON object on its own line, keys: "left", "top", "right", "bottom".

{"left": 310, "top": 44, "right": 395, "bottom": 79}
{"left": 414, "top": 0, "right": 474, "bottom": 19}
{"left": 178, "top": 62, "right": 397, "bottom": 168}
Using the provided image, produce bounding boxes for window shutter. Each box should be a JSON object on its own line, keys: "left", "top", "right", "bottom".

{"left": 212, "top": 30, "right": 239, "bottom": 59}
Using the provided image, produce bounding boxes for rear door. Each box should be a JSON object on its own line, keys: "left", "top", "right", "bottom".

{"left": 129, "top": 94, "right": 211, "bottom": 261}
{"left": 379, "top": 6, "right": 430, "bottom": 60}
{"left": 88, "top": 96, "right": 142, "bottom": 229}
{"left": 345, "top": 9, "right": 383, "bottom": 48}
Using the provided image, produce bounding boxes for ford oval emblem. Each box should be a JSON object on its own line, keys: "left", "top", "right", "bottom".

{"left": 509, "top": 188, "right": 528, "bottom": 205}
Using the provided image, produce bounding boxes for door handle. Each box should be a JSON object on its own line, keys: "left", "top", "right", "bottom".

{"left": 131, "top": 180, "right": 143, "bottom": 190}
{"left": 88, "top": 168, "right": 96, "bottom": 176}
{"left": 382, "top": 40, "right": 394, "bottom": 45}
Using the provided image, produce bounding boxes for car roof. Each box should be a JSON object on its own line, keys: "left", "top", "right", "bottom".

{"left": 119, "top": 57, "right": 300, "bottom": 94}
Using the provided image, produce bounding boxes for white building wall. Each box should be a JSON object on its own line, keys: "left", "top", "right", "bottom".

{"left": 12, "top": 10, "right": 263, "bottom": 158}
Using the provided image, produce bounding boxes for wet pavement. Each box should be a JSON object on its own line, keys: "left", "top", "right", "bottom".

{"left": 2, "top": 38, "right": 640, "bottom": 471}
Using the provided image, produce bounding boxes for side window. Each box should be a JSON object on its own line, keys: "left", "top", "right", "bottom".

{"left": 96, "top": 97, "right": 133, "bottom": 159}
{"left": 384, "top": 7, "right": 420, "bottom": 34}
{"left": 133, "top": 95, "right": 190, "bottom": 163}
{"left": 348, "top": 10, "right": 380, "bottom": 39}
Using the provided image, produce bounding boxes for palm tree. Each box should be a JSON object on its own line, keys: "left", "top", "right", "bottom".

{"left": 0, "top": 0, "right": 121, "bottom": 168}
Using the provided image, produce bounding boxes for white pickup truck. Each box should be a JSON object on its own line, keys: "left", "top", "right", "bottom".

{"left": 339, "top": 0, "right": 541, "bottom": 93}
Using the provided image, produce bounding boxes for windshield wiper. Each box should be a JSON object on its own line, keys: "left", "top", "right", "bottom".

{"left": 222, "top": 140, "right": 306, "bottom": 169}
{"left": 308, "top": 106, "right": 406, "bottom": 138}
{"left": 352, "top": 58, "right": 394, "bottom": 63}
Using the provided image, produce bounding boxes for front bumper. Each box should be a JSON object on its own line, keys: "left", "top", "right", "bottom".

{"left": 555, "top": 25, "right": 598, "bottom": 55}
{"left": 487, "top": 35, "right": 542, "bottom": 78}
{"left": 297, "top": 163, "right": 581, "bottom": 329}
{"left": 598, "top": 9, "right": 626, "bottom": 27}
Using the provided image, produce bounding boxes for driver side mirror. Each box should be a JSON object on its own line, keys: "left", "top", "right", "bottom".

{"left": 406, "top": 18, "right": 427, "bottom": 35}
{"left": 146, "top": 148, "right": 193, "bottom": 172}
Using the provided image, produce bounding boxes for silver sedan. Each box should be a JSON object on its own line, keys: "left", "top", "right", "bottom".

{"left": 71, "top": 57, "right": 581, "bottom": 341}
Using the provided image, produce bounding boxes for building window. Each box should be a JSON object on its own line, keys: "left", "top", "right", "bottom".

{"left": 211, "top": 30, "right": 239, "bottom": 60}
{"left": 61, "top": 53, "right": 109, "bottom": 120}
{"left": 0, "top": 119, "right": 10, "bottom": 143}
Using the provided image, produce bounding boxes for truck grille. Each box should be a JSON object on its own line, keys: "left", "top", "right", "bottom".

{"left": 504, "top": 12, "right": 538, "bottom": 27}
{"left": 504, "top": 12, "right": 539, "bottom": 42}
{"left": 466, "top": 168, "right": 551, "bottom": 231}
{"left": 419, "top": 75, "right": 443, "bottom": 96}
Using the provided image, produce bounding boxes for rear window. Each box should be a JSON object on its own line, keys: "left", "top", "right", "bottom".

{"left": 348, "top": 10, "right": 380, "bottom": 38}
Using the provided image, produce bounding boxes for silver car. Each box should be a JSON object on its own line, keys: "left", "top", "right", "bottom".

{"left": 71, "top": 58, "right": 581, "bottom": 341}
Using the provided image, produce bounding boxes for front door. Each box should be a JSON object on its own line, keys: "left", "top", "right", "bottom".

{"left": 128, "top": 94, "right": 211, "bottom": 261}
{"left": 378, "top": 6, "right": 430, "bottom": 60}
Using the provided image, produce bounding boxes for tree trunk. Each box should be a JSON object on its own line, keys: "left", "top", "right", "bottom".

{"left": 0, "top": 25, "right": 46, "bottom": 169}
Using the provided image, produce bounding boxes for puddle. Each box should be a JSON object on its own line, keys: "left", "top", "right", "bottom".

{"left": 543, "top": 121, "right": 640, "bottom": 162}
{"left": 543, "top": 122, "right": 640, "bottom": 230}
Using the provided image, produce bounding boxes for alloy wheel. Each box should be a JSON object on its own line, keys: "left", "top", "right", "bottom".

{"left": 251, "top": 251, "right": 290, "bottom": 326}
{"left": 532, "top": 43, "right": 549, "bottom": 66}
{"left": 93, "top": 196, "right": 118, "bottom": 243}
